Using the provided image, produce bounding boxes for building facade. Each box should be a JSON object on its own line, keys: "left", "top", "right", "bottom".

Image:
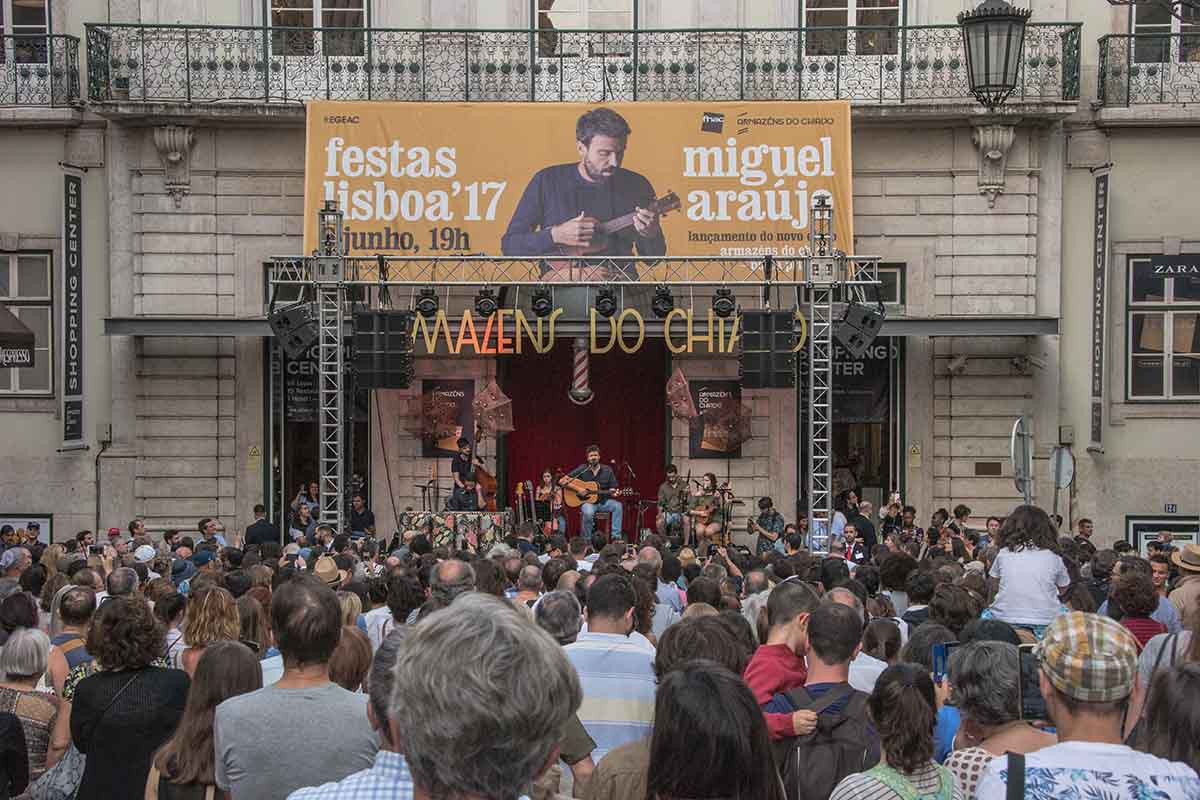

{"left": 0, "top": 0, "right": 1195, "bottom": 549}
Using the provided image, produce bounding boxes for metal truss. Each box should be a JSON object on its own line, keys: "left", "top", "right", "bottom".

{"left": 807, "top": 284, "right": 835, "bottom": 553}
{"left": 267, "top": 254, "right": 881, "bottom": 288}
{"left": 270, "top": 201, "right": 878, "bottom": 538}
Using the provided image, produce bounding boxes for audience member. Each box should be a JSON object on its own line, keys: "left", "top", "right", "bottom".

{"left": 148, "top": 641, "right": 262, "bottom": 799}
{"left": 0, "top": 628, "right": 59, "bottom": 779}
{"left": 943, "top": 641, "right": 1056, "bottom": 798}
{"left": 214, "top": 578, "right": 378, "bottom": 799}
{"left": 976, "top": 612, "right": 1199, "bottom": 799}
{"left": 564, "top": 573, "right": 655, "bottom": 763}
{"left": 71, "top": 597, "right": 190, "bottom": 799}
{"left": 830, "top": 663, "right": 956, "bottom": 800}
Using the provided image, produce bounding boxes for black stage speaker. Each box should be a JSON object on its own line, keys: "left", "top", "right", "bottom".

{"left": 268, "top": 303, "right": 317, "bottom": 360}
{"left": 740, "top": 310, "right": 796, "bottom": 389}
{"left": 353, "top": 310, "right": 415, "bottom": 389}
{"left": 835, "top": 303, "right": 886, "bottom": 359}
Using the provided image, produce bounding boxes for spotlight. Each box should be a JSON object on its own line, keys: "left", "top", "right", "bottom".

{"left": 712, "top": 287, "right": 736, "bottom": 318}
{"left": 474, "top": 287, "right": 498, "bottom": 317}
{"left": 531, "top": 286, "right": 553, "bottom": 318}
{"left": 415, "top": 287, "right": 439, "bottom": 319}
{"left": 651, "top": 285, "right": 675, "bottom": 319}
{"left": 595, "top": 286, "right": 618, "bottom": 319}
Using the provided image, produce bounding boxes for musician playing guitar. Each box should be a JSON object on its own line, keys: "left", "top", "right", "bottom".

{"left": 688, "top": 472, "right": 727, "bottom": 550}
{"left": 447, "top": 437, "right": 485, "bottom": 511}
{"left": 656, "top": 463, "right": 691, "bottom": 544}
{"left": 500, "top": 107, "right": 666, "bottom": 279}
{"left": 559, "top": 444, "right": 623, "bottom": 538}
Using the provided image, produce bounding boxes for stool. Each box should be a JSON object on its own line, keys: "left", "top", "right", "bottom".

{"left": 593, "top": 511, "right": 612, "bottom": 536}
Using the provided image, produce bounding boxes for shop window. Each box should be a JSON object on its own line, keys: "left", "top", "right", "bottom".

{"left": 1127, "top": 255, "right": 1200, "bottom": 400}
{"left": 803, "top": 0, "right": 900, "bottom": 57}
{"left": 270, "top": 0, "right": 365, "bottom": 58}
{"left": 1132, "top": 1, "right": 1200, "bottom": 64}
{"left": 0, "top": 252, "right": 52, "bottom": 395}
{"left": 0, "top": 0, "right": 49, "bottom": 64}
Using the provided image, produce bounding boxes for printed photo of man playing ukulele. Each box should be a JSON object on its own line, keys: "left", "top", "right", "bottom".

{"left": 501, "top": 107, "right": 667, "bottom": 279}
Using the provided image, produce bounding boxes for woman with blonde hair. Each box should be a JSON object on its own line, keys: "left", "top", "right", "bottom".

{"left": 179, "top": 587, "right": 239, "bottom": 677}
{"left": 336, "top": 591, "right": 362, "bottom": 628}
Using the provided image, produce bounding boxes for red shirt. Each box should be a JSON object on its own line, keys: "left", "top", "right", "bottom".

{"left": 1122, "top": 616, "right": 1168, "bottom": 652}
{"left": 744, "top": 643, "right": 808, "bottom": 741}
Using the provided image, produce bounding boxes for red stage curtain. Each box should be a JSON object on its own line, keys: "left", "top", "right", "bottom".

{"left": 504, "top": 339, "right": 667, "bottom": 538}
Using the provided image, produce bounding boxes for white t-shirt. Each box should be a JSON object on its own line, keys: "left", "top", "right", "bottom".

{"left": 362, "top": 604, "right": 394, "bottom": 652}
{"left": 848, "top": 651, "right": 888, "bottom": 694}
{"left": 987, "top": 547, "right": 1070, "bottom": 625}
{"left": 976, "top": 741, "right": 1200, "bottom": 800}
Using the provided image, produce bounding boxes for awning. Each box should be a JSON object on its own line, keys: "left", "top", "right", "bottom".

{"left": 105, "top": 315, "right": 1059, "bottom": 338}
{"left": 0, "top": 304, "right": 35, "bottom": 367}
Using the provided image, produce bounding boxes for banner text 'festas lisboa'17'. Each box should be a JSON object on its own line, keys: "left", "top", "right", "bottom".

{"left": 303, "top": 101, "right": 853, "bottom": 280}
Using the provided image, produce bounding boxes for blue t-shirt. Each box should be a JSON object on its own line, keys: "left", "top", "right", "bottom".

{"left": 935, "top": 705, "right": 960, "bottom": 763}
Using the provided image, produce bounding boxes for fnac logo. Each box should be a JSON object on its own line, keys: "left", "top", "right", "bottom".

{"left": 701, "top": 111, "right": 724, "bottom": 134}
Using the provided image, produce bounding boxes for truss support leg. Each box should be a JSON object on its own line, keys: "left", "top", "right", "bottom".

{"left": 317, "top": 281, "right": 344, "bottom": 532}
{"left": 807, "top": 286, "right": 834, "bottom": 552}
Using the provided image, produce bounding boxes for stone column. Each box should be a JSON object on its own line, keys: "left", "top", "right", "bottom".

{"left": 104, "top": 122, "right": 139, "bottom": 524}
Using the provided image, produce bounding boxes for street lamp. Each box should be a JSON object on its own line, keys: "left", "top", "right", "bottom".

{"left": 958, "top": 0, "right": 1032, "bottom": 111}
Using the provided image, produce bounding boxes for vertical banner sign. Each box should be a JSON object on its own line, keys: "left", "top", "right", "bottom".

{"left": 688, "top": 380, "right": 743, "bottom": 459}
{"left": 61, "top": 171, "right": 85, "bottom": 449}
{"left": 1088, "top": 170, "right": 1110, "bottom": 453}
{"left": 421, "top": 379, "right": 476, "bottom": 458}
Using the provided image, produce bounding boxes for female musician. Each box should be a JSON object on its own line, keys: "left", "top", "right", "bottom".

{"left": 688, "top": 472, "right": 727, "bottom": 550}
{"left": 534, "top": 468, "right": 568, "bottom": 535}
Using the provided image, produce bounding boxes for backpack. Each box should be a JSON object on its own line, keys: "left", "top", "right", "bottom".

{"left": 863, "top": 762, "right": 955, "bottom": 800}
{"left": 773, "top": 683, "right": 878, "bottom": 800}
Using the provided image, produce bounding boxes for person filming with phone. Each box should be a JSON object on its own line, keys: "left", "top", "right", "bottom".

{"left": 975, "top": 612, "right": 1200, "bottom": 800}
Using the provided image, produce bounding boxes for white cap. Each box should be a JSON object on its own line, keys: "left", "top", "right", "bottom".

{"left": 133, "top": 544, "right": 156, "bottom": 563}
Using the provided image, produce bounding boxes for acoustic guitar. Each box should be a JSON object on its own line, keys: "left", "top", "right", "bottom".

{"left": 545, "top": 191, "right": 682, "bottom": 281}
{"left": 560, "top": 475, "right": 636, "bottom": 508}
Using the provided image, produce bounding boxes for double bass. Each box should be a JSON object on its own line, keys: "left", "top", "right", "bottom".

{"left": 473, "top": 455, "right": 498, "bottom": 512}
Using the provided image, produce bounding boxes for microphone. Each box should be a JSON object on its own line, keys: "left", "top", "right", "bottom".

{"left": 624, "top": 460, "right": 637, "bottom": 480}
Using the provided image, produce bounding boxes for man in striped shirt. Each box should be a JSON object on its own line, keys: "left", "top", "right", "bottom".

{"left": 565, "top": 573, "right": 656, "bottom": 763}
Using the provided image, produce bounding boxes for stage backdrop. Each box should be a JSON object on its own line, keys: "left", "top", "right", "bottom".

{"left": 304, "top": 100, "right": 853, "bottom": 275}
{"left": 504, "top": 339, "right": 667, "bottom": 536}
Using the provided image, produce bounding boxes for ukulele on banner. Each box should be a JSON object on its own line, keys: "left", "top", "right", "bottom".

{"left": 544, "top": 192, "right": 681, "bottom": 281}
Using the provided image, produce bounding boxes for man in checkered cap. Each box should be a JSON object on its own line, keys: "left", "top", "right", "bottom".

{"left": 976, "top": 611, "right": 1199, "bottom": 800}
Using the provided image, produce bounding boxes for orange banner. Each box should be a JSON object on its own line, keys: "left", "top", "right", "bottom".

{"left": 304, "top": 100, "right": 852, "bottom": 279}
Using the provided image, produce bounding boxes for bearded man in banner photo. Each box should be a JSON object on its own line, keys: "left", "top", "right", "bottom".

{"left": 501, "top": 107, "right": 667, "bottom": 280}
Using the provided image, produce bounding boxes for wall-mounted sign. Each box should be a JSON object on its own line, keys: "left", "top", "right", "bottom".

{"left": 61, "top": 170, "right": 85, "bottom": 449}
{"left": 688, "top": 380, "right": 743, "bottom": 459}
{"left": 1088, "top": 170, "right": 1110, "bottom": 453}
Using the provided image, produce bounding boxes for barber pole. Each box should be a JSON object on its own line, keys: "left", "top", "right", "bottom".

{"left": 568, "top": 337, "right": 594, "bottom": 405}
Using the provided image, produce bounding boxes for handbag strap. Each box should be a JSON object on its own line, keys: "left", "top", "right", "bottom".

{"left": 1005, "top": 752, "right": 1025, "bottom": 800}
{"left": 96, "top": 670, "right": 141, "bottom": 726}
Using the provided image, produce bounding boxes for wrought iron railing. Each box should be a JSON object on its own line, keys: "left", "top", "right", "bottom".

{"left": 84, "top": 22, "right": 1080, "bottom": 105}
{"left": 1098, "top": 33, "right": 1200, "bottom": 106}
{"left": 0, "top": 34, "right": 81, "bottom": 106}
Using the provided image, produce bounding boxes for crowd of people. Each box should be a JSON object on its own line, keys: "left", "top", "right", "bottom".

{"left": 0, "top": 496, "right": 1198, "bottom": 800}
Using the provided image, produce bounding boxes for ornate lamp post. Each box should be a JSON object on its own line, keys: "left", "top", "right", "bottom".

{"left": 958, "top": 0, "right": 1032, "bottom": 111}
{"left": 958, "top": 0, "right": 1032, "bottom": 207}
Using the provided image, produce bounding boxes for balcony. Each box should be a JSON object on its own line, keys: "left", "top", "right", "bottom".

{"left": 0, "top": 34, "right": 81, "bottom": 107}
{"left": 1099, "top": 34, "right": 1200, "bottom": 106}
{"left": 84, "top": 23, "right": 1079, "bottom": 114}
